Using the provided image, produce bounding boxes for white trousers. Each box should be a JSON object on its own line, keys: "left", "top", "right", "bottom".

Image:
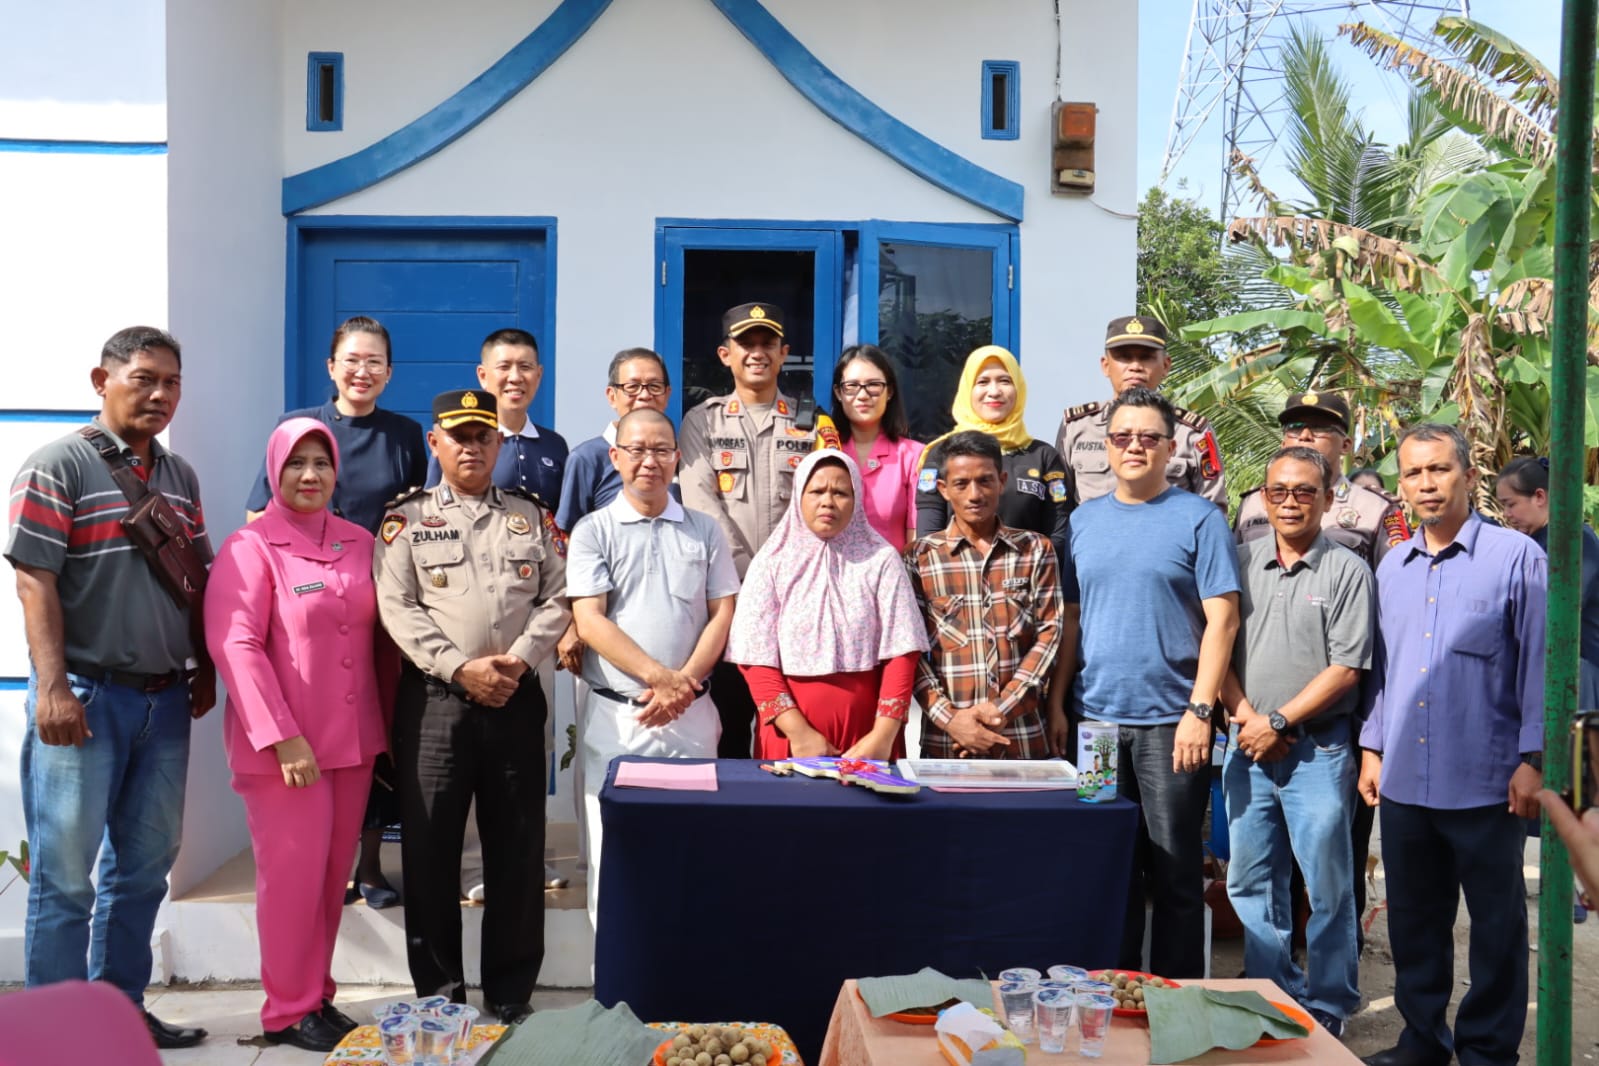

{"left": 582, "top": 688, "right": 720, "bottom": 926}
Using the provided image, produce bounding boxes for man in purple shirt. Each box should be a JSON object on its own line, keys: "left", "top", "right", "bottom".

{"left": 1357, "top": 424, "right": 1546, "bottom": 1066}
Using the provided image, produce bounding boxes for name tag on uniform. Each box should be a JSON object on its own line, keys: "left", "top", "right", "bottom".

{"left": 292, "top": 581, "right": 326, "bottom": 595}
{"left": 1002, "top": 577, "right": 1029, "bottom": 589}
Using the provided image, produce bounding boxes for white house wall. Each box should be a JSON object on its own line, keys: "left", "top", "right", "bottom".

{"left": 284, "top": 0, "right": 1138, "bottom": 436}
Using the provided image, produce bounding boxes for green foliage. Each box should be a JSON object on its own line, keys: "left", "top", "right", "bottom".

{"left": 1137, "top": 185, "right": 1237, "bottom": 325}
{"left": 0, "top": 839, "right": 28, "bottom": 888}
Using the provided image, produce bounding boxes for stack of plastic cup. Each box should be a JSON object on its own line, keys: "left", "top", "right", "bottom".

{"left": 997, "top": 981, "right": 1038, "bottom": 1044}
{"left": 1033, "top": 987, "right": 1074, "bottom": 1054}
{"left": 998, "top": 967, "right": 1042, "bottom": 986}
{"left": 1047, "top": 964, "right": 1088, "bottom": 985}
{"left": 436, "top": 1003, "right": 479, "bottom": 1054}
{"left": 415, "top": 1016, "right": 458, "bottom": 1066}
{"left": 374, "top": 1000, "right": 416, "bottom": 1023}
{"left": 414, "top": 995, "right": 450, "bottom": 1014}
{"left": 1075, "top": 992, "right": 1116, "bottom": 1058}
{"left": 378, "top": 1014, "right": 420, "bottom": 1065}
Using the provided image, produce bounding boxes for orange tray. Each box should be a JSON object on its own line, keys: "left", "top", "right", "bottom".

{"left": 649, "top": 1022, "right": 801, "bottom": 1065}
{"left": 1256, "top": 1000, "right": 1317, "bottom": 1045}
{"left": 1083, "top": 969, "right": 1183, "bottom": 1020}
{"left": 852, "top": 985, "right": 955, "bottom": 1025}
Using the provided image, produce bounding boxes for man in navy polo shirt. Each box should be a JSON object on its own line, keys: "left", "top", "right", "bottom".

{"left": 6, "top": 326, "right": 214, "bottom": 1050}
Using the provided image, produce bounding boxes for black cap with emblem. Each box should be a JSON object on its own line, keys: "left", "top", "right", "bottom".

{"left": 723, "top": 302, "right": 785, "bottom": 340}
{"left": 433, "top": 389, "right": 499, "bottom": 430}
{"left": 1279, "top": 391, "right": 1350, "bottom": 432}
{"left": 1104, "top": 315, "right": 1168, "bottom": 350}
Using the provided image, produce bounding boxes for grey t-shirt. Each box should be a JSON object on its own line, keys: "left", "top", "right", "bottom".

{"left": 5, "top": 420, "right": 211, "bottom": 673}
{"left": 566, "top": 493, "right": 740, "bottom": 698}
{"left": 1232, "top": 533, "right": 1374, "bottom": 729}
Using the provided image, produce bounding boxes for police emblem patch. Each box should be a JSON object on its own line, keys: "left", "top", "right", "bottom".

{"left": 787, "top": 455, "right": 802, "bottom": 469}
{"left": 507, "top": 512, "right": 531, "bottom": 535}
{"left": 718, "top": 472, "right": 735, "bottom": 493}
{"left": 917, "top": 468, "right": 937, "bottom": 492}
{"left": 720, "top": 451, "right": 733, "bottom": 466}
{"left": 1338, "top": 508, "right": 1360, "bottom": 529}
{"left": 380, "top": 515, "right": 406, "bottom": 544}
{"left": 1049, "top": 481, "right": 1068, "bottom": 502}
{"left": 517, "top": 563, "right": 534, "bottom": 579}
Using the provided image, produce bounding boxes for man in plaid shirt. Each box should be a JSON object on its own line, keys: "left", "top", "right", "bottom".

{"left": 907, "top": 431, "right": 1063, "bottom": 759}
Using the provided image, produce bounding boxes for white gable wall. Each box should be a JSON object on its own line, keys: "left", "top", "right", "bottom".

{"left": 281, "top": 0, "right": 1137, "bottom": 437}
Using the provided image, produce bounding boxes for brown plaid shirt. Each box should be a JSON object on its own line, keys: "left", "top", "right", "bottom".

{"left": 906, "top": 523, "right": 1064, "bottom": 758}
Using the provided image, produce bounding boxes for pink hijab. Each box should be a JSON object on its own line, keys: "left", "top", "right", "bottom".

{"left": 259, "top": 416, "right": 340, "bottom": 550}
{"left": 727, "top": 449, "right": 929, "bottom": 676}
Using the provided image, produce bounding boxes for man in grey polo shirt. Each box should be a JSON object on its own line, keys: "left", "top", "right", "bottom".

{"left": 567, "top": 408, "right": 739, "bottom": 921}
{"left": 5, "top": 326, "right": 214, "bottom": 1049}
{"left": 1219, "top": 445, "right": 1374, "bottom": 1039}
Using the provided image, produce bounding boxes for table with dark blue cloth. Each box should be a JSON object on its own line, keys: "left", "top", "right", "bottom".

{"left": 594, "top": 757, "right": 1139, "bottom": 1064}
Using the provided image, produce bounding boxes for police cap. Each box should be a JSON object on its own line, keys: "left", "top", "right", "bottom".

{"left": 1104, "top": 315, "right": 1168, "bottom": 350}
{"left": 723, "top": 302, "right": 785, "bottom": 340}
{"left": 1279, "top": 391, "right": 1350, "bottom": 432}
{"left": 433, "top": 389, "right": 499, "bottom": 430}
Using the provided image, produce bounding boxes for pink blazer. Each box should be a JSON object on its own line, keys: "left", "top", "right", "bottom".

{"left": 205, "top": 510, "right": 388, "bottom": 776}
{"left": 856, "top": 435, "right": 926, "bottom": 551}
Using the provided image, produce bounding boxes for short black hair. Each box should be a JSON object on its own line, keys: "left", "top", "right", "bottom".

{"left": 830, "top": 345, "right": 909, "bottom": 441}
{"left": 102, "top": 326, "right": 181, "bottom": 369}
{"left": 480, "top": 328, "right": 539, "bottom": 361}
{"left": 1497, "top": 456, "right": 1549, "bottom": 497}
{"left": 937, "top": 429, "right": 1003, "bottom": 479}
{"left": 1349, "top": 465, "right": 1384, "bottom": 487}
{"left": 1267, "top": 445, "right": 1332, "bottom": 490}
{"left": 607, "top": 347, "right": 670, "bottom": 387}
{"left": 614, "top": 407, "right": 676, "bottom": 445}
{"left": 1398, "top": 422, "right": 1470, "bottom": 472}
{"left": 1104, "top": 385, "right": 1175, "bottom": 436}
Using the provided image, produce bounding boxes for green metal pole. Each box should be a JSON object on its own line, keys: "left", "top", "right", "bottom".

{"left": 1540, "top": 4, "right": 1596, "bottom": 1065}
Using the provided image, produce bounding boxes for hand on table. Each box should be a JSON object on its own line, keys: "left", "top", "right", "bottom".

{"left": 788, "top": 727, "right": 840, "bottom": 759}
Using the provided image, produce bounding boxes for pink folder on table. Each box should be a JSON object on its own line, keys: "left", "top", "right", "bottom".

{"left": 614, "top": 761, "right": 719, "bottom": 791}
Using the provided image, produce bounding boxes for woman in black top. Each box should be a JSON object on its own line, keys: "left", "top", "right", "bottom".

{"left": 914, "top": 345, "right": 1072, "bottom": 565}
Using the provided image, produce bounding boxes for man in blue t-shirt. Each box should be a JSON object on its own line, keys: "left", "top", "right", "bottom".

{"left": 1053, "top": 387, "right": 1240, "bottom": 978}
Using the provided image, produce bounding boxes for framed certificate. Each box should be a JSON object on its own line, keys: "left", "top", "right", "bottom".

{"left": 898, "top": 759, "right": 1078, "bottom": 789}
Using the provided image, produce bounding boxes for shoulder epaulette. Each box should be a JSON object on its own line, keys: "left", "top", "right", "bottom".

{"left": 503, "top": 486, "right": 551, "bottom": 511}
{"left": 1238, "top": 485, "right": 1261, "bottom": 500}
{"left": 384, "top": 485, "right": 428, "bottom": 508}
{"left": 1062, "top": 402, "right": 1102, "bottom": 421}
{"left": 1355, "top": 482, "right": 1402, "bottom": 506}
{"left": 1174, "top": 405, "right": 1213, "bottom": 431}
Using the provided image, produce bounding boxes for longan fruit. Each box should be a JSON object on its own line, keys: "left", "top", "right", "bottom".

{"left": 729, "top": 1045, "right": 751, "bottom": 1064}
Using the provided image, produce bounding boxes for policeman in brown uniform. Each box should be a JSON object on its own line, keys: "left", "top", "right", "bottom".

{"left": 1056, "top": 316, "right": 1226, "bottom": 506}
{"left": 1233, "top": 389, "right": 1408, "bottom": 955}
{"left": 374, "top": 389, "right": 569, "bottom": 1023}
{"left": 679, "top": 302, "right": 818, "bottom": 756}
{"left": 1234, "top": 392, "right": 1410, "bottom": 567}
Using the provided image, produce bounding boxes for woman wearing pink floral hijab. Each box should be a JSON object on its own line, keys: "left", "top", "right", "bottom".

{"left": 726, "top": 450, "right": 928, "bottom": 760}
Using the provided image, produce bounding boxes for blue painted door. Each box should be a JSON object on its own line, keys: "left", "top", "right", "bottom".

{"left": 291, "top": 222, "right": 555, "bottom": 430}
{"left": 859, "top": 221, "right": 1018, "bottom": 442}
{"left": 655, "top": 225, "right": 842, "bottom": 424}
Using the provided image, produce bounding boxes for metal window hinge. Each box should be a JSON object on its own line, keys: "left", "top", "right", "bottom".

{"left": 1007, "top": 264, "right": 1014, "bottom": 290}
{"left": 660, "top": 260, "right": 667, "bottom": 286}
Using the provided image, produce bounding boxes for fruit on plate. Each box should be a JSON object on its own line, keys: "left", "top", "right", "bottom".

{"left": 661, "top": 1025, "right": 774, "bottom": 1066}
{"left": 1090, "top": 970, "right": 1173, "bottom": 1012}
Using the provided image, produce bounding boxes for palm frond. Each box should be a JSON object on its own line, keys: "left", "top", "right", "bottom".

{"left": 1431, "top": 16, "right": 1560, "bottom": 129}
{"left": 1338, "top": 22, "right": 1555, "bottom": 166}
{"left": 1226, "top": 216, "right": 1448, "bottom": 292}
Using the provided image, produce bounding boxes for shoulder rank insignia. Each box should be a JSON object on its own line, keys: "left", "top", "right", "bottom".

{"left": 384, "top": 485, "right": 427, "bottom": 509}
{"left": 1173, "top": 405, "right": 1213, "bottom": 432}
{"left": 776, "top": 399, "right": 790, "bottom": 417}
{"left": 1062, "top": 402, "right": 1102, "bottom": 421}
{"left": 380, "top": 514, "right": 406, "bottom": 544}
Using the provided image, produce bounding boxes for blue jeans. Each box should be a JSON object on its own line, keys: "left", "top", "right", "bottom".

{"left": 1223, "top": 717, "right": 1358, "bottom": 1019}
{"left": 21, "top": 671, "right": 192, "bottom": 1006}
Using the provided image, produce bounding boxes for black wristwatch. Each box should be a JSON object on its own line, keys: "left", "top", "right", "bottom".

{"left": 1268, "top": 711, "right": 1290, "bottom": 734}
{"left": 1186, "top": 701, "right": 1213, "bottom": 722}
{"left": 1521, "top": 752, "right": 1543, "bottom": 773}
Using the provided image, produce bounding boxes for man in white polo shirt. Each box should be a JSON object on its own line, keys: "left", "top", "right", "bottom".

{"left": 566, "top": 408, "right": 740, "bottom": 922}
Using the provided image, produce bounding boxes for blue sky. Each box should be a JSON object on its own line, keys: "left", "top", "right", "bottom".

{"left": 1137, "top": 0, "right": 1567, "bottom": 211}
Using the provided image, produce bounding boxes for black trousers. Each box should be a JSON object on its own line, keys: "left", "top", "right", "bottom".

{"left": 711, "top": 659, "right": 756, "bottom": 759}
{"left": 1380, "top": 798, "right": 1529, "bottom": 1066}
{"left": 393, "top": 664, "right": 547, "bottom": 1008}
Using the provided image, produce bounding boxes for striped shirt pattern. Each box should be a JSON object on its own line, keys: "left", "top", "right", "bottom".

{"left": 6, "top": 422, "right": 210, "bottom": 672}
{"left": 906, "top": 524, "right": 1064, "bottom": 759}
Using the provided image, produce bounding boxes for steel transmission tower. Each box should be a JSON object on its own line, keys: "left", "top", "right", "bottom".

{"left": 1161, "top": 0, "right": 1469, "bottom": 224}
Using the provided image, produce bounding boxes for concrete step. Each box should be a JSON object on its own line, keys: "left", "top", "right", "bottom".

{"left": 161, "top": 822, "right": 592, "bottom": 988}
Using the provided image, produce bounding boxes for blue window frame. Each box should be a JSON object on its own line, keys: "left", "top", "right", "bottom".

{"left": 306, "top": 52, "right": 344, "bottom": 132}
{"left": 981, "top": 60, "right": 1020, "bottom": 141}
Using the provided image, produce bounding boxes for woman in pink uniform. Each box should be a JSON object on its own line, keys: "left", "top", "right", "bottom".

{"left": 205, "top": 418, "right": 389, "bottom": 1052}
{"left": 829, "top": 345, "right": 924, "bottom": 550}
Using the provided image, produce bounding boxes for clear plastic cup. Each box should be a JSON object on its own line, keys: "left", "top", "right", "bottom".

{"left": 1074, "top": 979, "right": 1115, "bottom": 997}
{"left": 998, "top": 967, "right": 1042, "bottom": 985}
{"left": 374, "top": 1000, "right": 415, "bottom": 1023}
{"left": 998, "top": 981, "right": 1038, "bottom": 1043}
{"left": 378, "top": 1014, "right": 419, "bottom": 1065}
{"left": 415, "top": 1017, "right": 457, "bottom": 1066}
{"left": 436, "top": 1003, "right": 479, "bottom": 1050}
{"left": 1033, "top": 987, "right": 1074, "bottom": 1055}
{"left": 1076, "top": 993, "right": 1116, "bottom": 1058}
{"left": 414, "top": 996, "right": 450, "bottom": 1015}
{"left": 1047, "top": 964, "right": 1088, "bottom": 985}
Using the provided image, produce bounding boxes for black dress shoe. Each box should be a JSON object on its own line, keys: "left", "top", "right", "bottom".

{"left": 265, "top": 1011, "right": 346, "bottom": 1053}
{"left": 319, "top": 1000, "right": 361, "bottom": 1035}
{"left": 144, "top": 1012, "right": 206, "bottom": 1050}
{"left": 1361, "top": 1045, "right": 1450, "bottom": 1066}
{"left": 491, "top": 1002, "right": 533, "bottom": 1025}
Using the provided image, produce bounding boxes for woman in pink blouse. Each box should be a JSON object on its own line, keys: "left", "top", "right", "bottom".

{"left": 205, "top": 418, "right": 390, "bottom": 1053}
{"left": 830, "top": 345, "right": 924, "bottom": 551}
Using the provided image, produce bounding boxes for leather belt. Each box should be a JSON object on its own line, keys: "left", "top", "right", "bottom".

{"left": 65, "top": 661, "right": 186, "bottom": 693}
{"left": 588, "top": 678, "right": 713, "bottom": 706}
